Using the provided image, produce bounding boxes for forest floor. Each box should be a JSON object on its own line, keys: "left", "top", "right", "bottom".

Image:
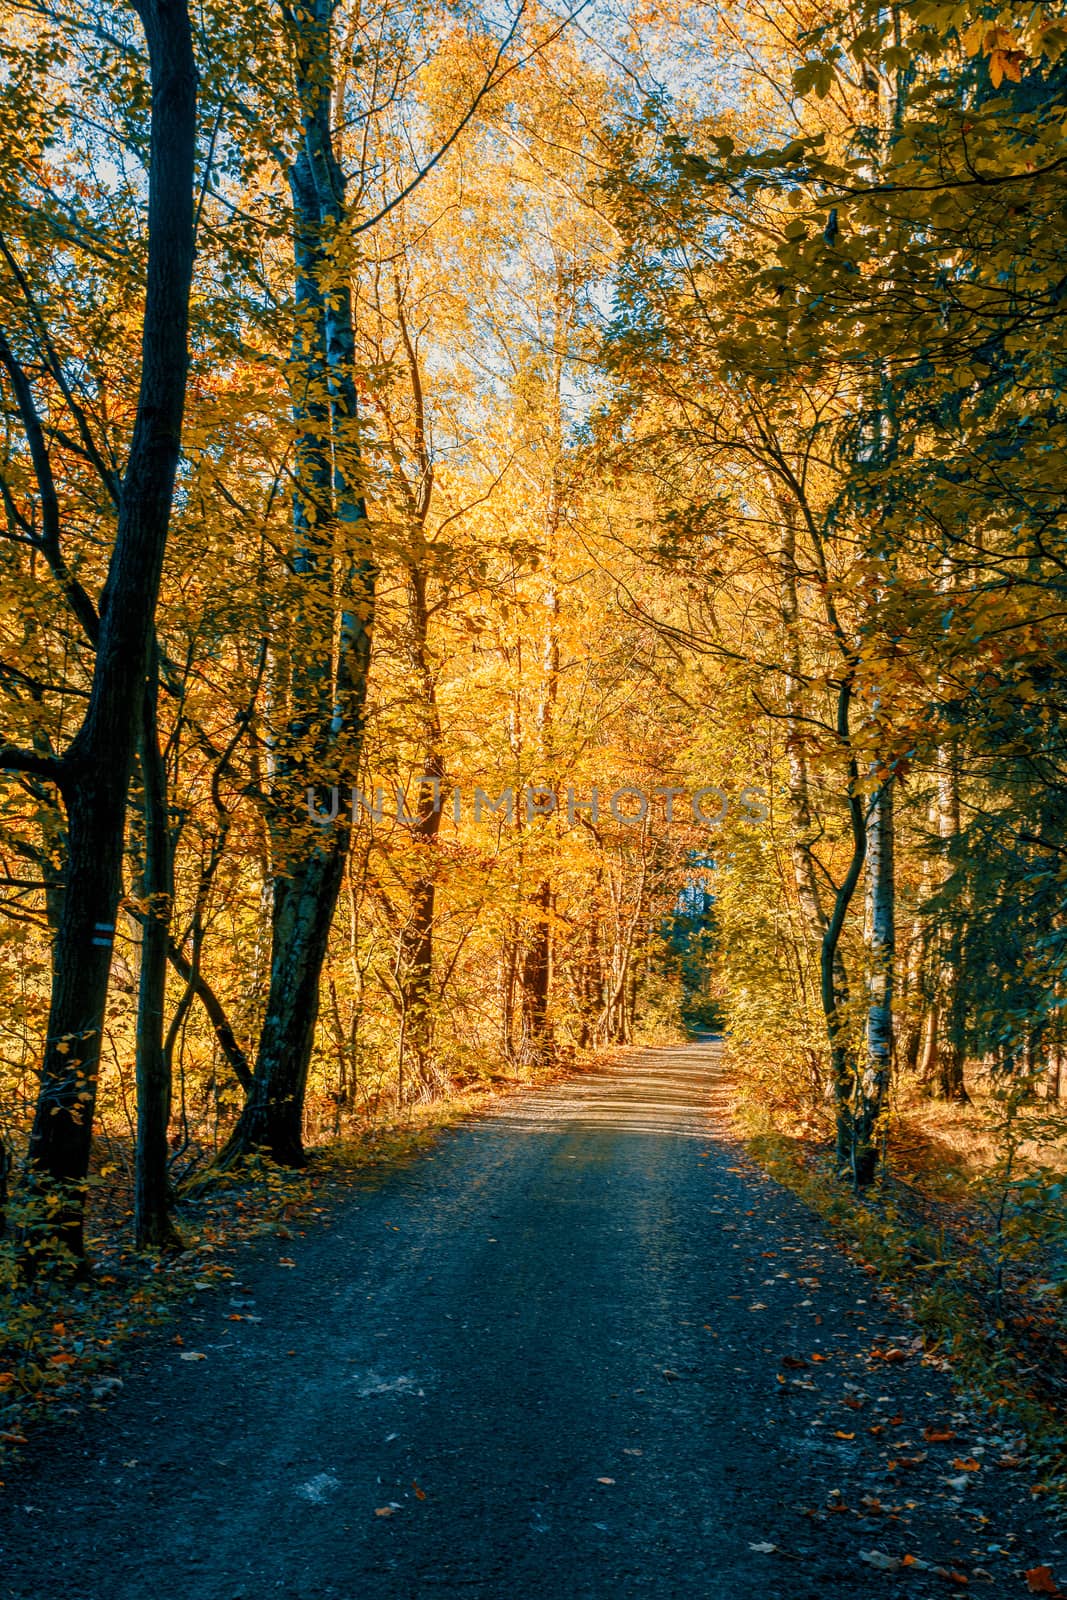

{"left": 0, "top": 1039, "right": 1065, "bottom": 1599}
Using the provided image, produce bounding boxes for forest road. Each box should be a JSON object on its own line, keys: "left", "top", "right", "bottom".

{"left": 1, "top": 1039, "right": 1063, "bottom": 1599}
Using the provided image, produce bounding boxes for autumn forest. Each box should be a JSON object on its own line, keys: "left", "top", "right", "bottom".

{"left": 0, "top": 0, "right": 1066, "bottom": 1582}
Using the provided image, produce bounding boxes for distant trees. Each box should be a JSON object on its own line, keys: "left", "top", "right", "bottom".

{"left": 601, "top": 0, "right": 1067, "bottom": 1174}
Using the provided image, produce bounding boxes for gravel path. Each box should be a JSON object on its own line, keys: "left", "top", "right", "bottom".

{"left": 0, "top": 1040, "right": 1062, "bottom": 1598}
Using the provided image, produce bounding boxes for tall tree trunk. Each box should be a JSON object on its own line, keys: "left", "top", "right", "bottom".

{"left": 777, "top": 494, "right": 853, "bottom": 1077}
{"left": 134, "top": 645, "right": 181, "bottom": 1249}
{"left": 822, "top": 674, "right": 868, "bottom": 1174}
{"left": 391, "top": 296, "right": 445, "bottom": 1097}
{"left": 933, "top": 741, "right": 968, "bottom": 1101}
{"left": 13, "top": 0, "right": 196, "bottom": 1268}
{"left": 778, "top": 499, "right": 826, "bottom": 937}
{"left": 221, "top": 0, "right": 373, "bottom": 1165}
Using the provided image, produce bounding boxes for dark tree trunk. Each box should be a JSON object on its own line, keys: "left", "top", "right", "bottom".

{"left": 17, "top": 0, "right": 196, "bottom": 1269}
{"left": 821, "top": 676, "right": 868, "bottom": 1177}
{"left": 134, "top": 647, "right": 181, "bottom": 1249}
{"left": 225, "top": 833, "right": 347, "bottom": 1163}
{"left": 522, "top": 880, "right": 553, "bottom": 1064}
{"left": 396, "top": 566, "right": 445, "bottom": 1100}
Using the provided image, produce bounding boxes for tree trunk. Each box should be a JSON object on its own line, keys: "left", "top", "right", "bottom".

{"left": 396, "top": 553, "right": 445, "bottom": 1098}
{"left": 225, "top": 835, "right": 348, "bottom": 1163}
{"left": 522, "top": 880, "right": 554, "bottom": 1063}
{"left": 134, "top": 645, "right": 182, "bottom": 1249}
{"left": 853, "top": 775, "right": 895, "bottom": 1184}
{"left": 221, "top": 0, "right": 373, "bottom": 1165}
{"left": 931, "top": 740, "right": 969, "bottom": 1102}
{"left": 18, "top": 0, "right": 196, "bottom": 1269}
{"left": 822, "top": 675, "right": 868, "bottom": 1174}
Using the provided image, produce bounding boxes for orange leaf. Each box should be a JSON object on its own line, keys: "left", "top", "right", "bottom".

{"left": 1025, "top": 1569, "right": 1060, "bottom": 1596}
{"left": 951, "top": 1457, "right": 981, "bottom": 1472}
{"left": 923, "top": 1427, "right": 956, "bottom": 1442}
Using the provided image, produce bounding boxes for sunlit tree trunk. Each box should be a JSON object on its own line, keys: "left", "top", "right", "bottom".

{"left": 222, "top": 0, "right": 373, "bottom": 1164}
{"left": 853, "top": 774, "right": 894, "bottom": 1183}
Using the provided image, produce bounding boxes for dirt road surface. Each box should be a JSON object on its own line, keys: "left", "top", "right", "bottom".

{"left": 1, "top": 1041, "right": 1062, "bottom": 1598}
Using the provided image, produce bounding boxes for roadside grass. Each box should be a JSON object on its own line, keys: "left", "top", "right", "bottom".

{"left": 0, "top": 1055, "right": 612, "bottom": 1472}
{"left": 737, "top": 1083, "right": 1067, "bottom": 1500}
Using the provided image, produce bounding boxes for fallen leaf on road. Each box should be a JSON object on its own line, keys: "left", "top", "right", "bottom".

{"left": 278, "top": 1258, "right": 296, "bottom": 1268}
{"left": 374, "top": 1507, "right": 395, "bottom": 1518}
{"left": 834, "top": 1431, "right": 855, "bottom": 1440}
{"left": 748, "top": 1541, "right": 777, "bottom": 1554}
{"left": 924, "top": 1427, "right": 957, "bottom": 1442}
{"left": 860, "top": 1550, "right": 902, "bottom": 1572}
{"left": 412, "top": 1482, "right": 426, "bottom": 1500}
{"left": 179, "top": 1352, "right": 207, "bottom": 1362}
{"left": 1025, "top": 1568, "right": 1061, "bottom": 1595}
{"left": 950, "top": 1457, "right": 981, "bottom": 1472}
{"left": 597, "top": 1477, "right": 615, "bottom": 1485}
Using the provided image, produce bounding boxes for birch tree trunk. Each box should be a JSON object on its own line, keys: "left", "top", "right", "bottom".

{"left": 221, "top": 0, "right": 373, "bottom": 1165}
{"left": 853, "top": 774, "right": 895, "bottom": 1183}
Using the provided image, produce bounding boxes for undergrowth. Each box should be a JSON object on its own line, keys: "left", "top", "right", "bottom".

{"left": 744, "top": 1114, "right": 1067, "bottom": 1501}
